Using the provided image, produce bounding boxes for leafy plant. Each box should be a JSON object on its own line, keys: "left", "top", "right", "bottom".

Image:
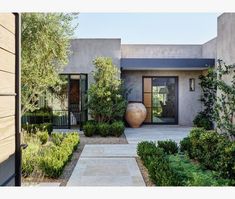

{"left": 97, "top": 122, "right": 110, "bottom": 137}
{"left": 157, "top": 140, "right": 178, "bottom": 155}
{"left": 195, "top": 67, "right": 217, "bottom": 130}
{"left": 83, "top": 122, "right": 96, "bottom": 137}
{"left": 51, "top": 133, "right": 64, "bottom": 146}
{"left": 37, "top": 131, "right": 49, "bottom": 144}
{"left": 193, "top": 112, "right": 213, "bottom": 130}
{"left": 110, "top": 121, "right": 125, "bottom": 137}
{"left": 179, "top": 137, "right": 192, "bottom": 156}
{"left": 168, "top": 155, "right": 231, "bottom": 186}
{"left": 87, "top": 57, "right": 128, "bottom": 123}
{"left": 214, "top": 59, "right": 235, "bottom": 137}
{"left": 21, "top": 13, "right": 78, "bottom": 115}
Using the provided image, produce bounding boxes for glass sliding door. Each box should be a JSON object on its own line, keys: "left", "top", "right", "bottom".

{"left": 143, "top": 77, "right": 178, "bottom": 124}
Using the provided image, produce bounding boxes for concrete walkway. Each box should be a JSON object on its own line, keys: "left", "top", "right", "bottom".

{"left": 67, "top": 144, "right": 144, "bottom": 186}
{"left": 67, "top": 125, "right": 192, "bottom": 186}
{"left": 125, "top": 125, "right": 192, "bottom": 144}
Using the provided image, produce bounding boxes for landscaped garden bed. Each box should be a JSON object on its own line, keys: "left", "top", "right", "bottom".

{"left": 83, "top": 120, "right": 125, "bottom": 137}
{"left": 22, "top": 130, "right": 80, "bottom": 182}
{"left": 137, "top": 128, "right": 235, "bottom": 186}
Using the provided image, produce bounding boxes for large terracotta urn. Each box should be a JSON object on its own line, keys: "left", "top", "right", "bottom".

{"left": 125, "top": 102, "right": 147, "bottom": 128}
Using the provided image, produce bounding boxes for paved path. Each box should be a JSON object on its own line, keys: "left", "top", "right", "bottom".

{"left": 67, "top": 125, "right": 191, "bottom": 186}
{"left": 67, "top": 144, "right": 144, "bottom": 186}
{"left": 125, "top": 125, "right": 192, "bottom": 144}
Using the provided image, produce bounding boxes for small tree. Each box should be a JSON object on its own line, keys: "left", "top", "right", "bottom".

{"left": 87, "top": 57, "right": 128, "bottom": 123}
{"left": 21, "top": 13, "right": 78, "bottom": 115}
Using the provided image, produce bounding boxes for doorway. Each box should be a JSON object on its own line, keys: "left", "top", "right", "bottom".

{"left": 68, "top": 74, "right": 88, "bottom": 129}
{"left": 143, "top": 76, "right": 178, "bottom": 124}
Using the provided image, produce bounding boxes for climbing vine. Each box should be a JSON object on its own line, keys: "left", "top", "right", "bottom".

{"left": 214, "top": 59, "right": 235, "bottom": 137}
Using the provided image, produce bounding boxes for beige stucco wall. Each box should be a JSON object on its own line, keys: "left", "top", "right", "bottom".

{"left": 216, "top": 13, "right": 235, "bottom": 125}
{"left": 122, "top": 70, "right": 204, "bottom": 126}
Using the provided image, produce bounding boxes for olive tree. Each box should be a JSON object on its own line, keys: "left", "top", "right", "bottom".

{"left": 87, "top": 57, "right": 128, "bottom": 123}
{"left": 21, "top": 13, "right": 78, "bottom": 115}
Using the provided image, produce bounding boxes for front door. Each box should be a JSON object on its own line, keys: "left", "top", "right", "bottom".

{"left": 68, "top": 74, "right": 88, "bottom": 129}
{"left": 143, "top": 76, "right": 178, "bottom": 124}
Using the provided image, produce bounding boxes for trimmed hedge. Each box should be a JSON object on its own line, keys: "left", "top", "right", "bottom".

{"left": 37, "top": 131, "right": 49, "bottom": 144}
{"left": 22, "top": 132, "right": 80, "bottom": 178}
{"left": 180, "top": 128, "right": 235, "bottom": 180}
{"left": 83, "top": 120, "right": 125, "bottom": 137}
{"left": 40, "top": 133, "right": 80, "bottom": 178}
{"left": 110, "top": 121, "right": 125, "bottom": 137}
{"left": 137, "top": 141, "right": 232, "bottom": 186}
{"left": 157, "top": 140, "right": 178, "bottom": 155}
{"left": 22, "top": 123, "right": 53, "bottom": 134}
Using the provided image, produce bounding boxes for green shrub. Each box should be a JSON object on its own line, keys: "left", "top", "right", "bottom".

{"left": 83, "top": 122, "right": 96, "bottom": 137}
{"left": 37, "top": 131, "right": 49, "bottom": 144}
{"left": 40, "top": 132, "right": 80, "bottom": 178}
{"left": 22, "top": 123, "right": 53, "bottom": 134}
{"left": 157, "top": 140, "right": 178, "bottom": 155}
{"left": 193, "top": 112, "right": 213, "bottom": 130}
{"left": 148, "top": 154, "right": 179, "bottom": 186}
{"left": 51, "top": 133, "right": 64, "bottom": 146}
{"left": 137, "top": 141, "right": 163, "bottom": 166}
{"left": 97, "top": 122, "right": 110, "bottom": 137}
{"left": 179, "top": 137, "right": 192, "bottom": 156}
{"left": 110, "top": 121, "right": 125, "bottom": 137}
{"left": 168, "top": 155, "right": 231, "bottom": 186}
{"left": 137, "top": 141, "right": 177, "bottom": 185}
{"left": 39, "top": 123, "right": 53, "bottom": 134}
{"left": 22, "top": 136, "right": 41, "bottom": 177}
{"left": 183, "top": 128, "right": 235, "bottom": 180}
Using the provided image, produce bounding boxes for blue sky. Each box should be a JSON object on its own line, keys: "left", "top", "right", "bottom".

{"left": 74, "top": 13, "right": 220, "bottom": 44}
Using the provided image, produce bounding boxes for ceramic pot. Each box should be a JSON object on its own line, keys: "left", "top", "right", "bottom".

{"left": 125, "top": 102, "right": 147, "bottom": 128}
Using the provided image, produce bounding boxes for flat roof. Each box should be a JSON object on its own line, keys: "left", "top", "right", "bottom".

{"left": 121, "top": 58, "right": 215, "bottom": 70}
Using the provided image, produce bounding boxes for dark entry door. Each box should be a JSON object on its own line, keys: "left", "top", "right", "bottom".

{"left": 143, "top": 76, "right": 178, "bottom": 124}
{"left": 68, "top": 74, "right": 88, "bottom": 129}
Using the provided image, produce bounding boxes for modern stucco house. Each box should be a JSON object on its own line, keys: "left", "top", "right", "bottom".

{"left": 49, "top": 13, "right": 235, "bottom": 129}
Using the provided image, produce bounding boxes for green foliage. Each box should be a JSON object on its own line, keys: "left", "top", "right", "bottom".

{"left": 193, "top": 112, "right": 213, "bottom": 130}
{"left": 37, "top": 131, "right": 49, "bottom": 144}
{"left": 137, "top": 141, "right": 232, "bottom": 186}
{"left": 97, "top": 122, "right": 110, "bottom": 137}
{"left": 40, "top": 133, "right": 79, "bottom": 178}
{"left": 21, "top": 13, "right": 78, "bottom": 114}
{"left": 22, "top": 132, "right": 79, "bottom": 179}
{"left": 179, "top": 137, "right": 192, "bottom": 155}
{"left": 22, "top": 134, "right": 41, "bottom": 177}
{"left": 110, "top": 121, "right": 125, "bottom": 137}
{"left": 197, "top": 67, "right": 217, "bottom": 129}
{"left": 182, "top": 128, "right": 235, "bottom": 179}
{"left": 51, "top": 133, "right": 64, "bottom": 146}
{"left": 22, "top": 123, "right": 53, "bottom": 134}
{"left": 168, "top": 155, "right": 232, "bottom": 186}
{"left": 83, "top": 122, "right": 97, "bottom": 137}
{"left": 157, "top": 140, "right": 178, "bottom": 155}
{"left": 214, "top": 59, "right": 235, "bottom": 137}
{"left": 87, "top": 57, "right": 128, "bottom": 123}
